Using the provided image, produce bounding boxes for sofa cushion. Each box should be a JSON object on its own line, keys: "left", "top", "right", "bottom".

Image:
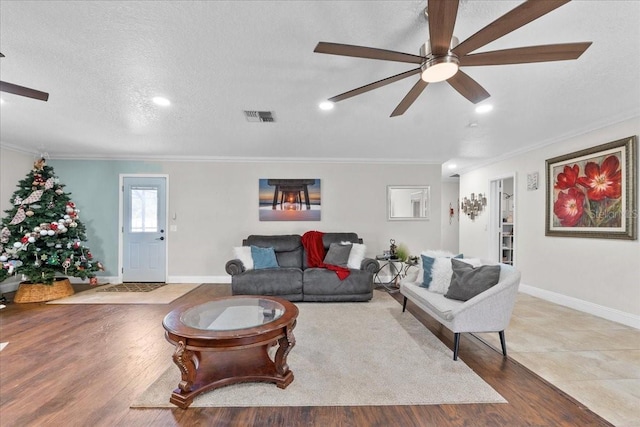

{"left": 429, "top": 255, "right": 474, "bottom": 294}
{"left": 347, "top": 243, "right": 367, "bottom": 269}
{"left": 303, "top": 268, "right": 373, "bottom": 297}
{"left": 251, "top": 246, "right": 279, "bottom": 269}
{"left": 232, "top": 268, "right": 303, "bottom": 301}
{"left": 233, "top": 246, "right": 253, "bottom": 270}
{"left": 445, "top": 259, "right": 501, "bottom": 301}
{"left": 421, "top": 252, "right": 463, "bottom": 291}
{"left": 324, "top": 242, "right": 352, "bottom": 267}
{"left": 245, "top": 235, "right": 303, "bottom": 268}
{"left": 322, "top": 233, "right": 360, "bottom": 248}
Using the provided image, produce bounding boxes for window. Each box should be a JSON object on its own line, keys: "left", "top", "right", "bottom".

{"left": 130, "top": 187, "right": 158, "bottom": 232}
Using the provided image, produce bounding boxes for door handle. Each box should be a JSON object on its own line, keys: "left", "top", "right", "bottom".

{"left": 156, "top": 237, "right": 165, "bottom": 241}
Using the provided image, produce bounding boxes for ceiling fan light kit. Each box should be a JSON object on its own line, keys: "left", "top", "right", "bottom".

{"left": 314, "top": 0, "right": 592, "bottom": 117}
{"left": 419, "top": 37, "right": 460, "bottom": 83}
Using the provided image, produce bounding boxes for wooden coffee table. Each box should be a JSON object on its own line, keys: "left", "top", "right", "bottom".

{"left": 162, "top": 295, "right": 298, "bottom": 409}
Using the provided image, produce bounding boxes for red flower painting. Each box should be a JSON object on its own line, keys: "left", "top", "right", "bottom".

{"left": 552, "top": 154, "right": 622, "bottom": 228}
{"left": 577, "top": 155, "right": 622, "bottom": 201}
{"left": 553, "top": 188, "right": 585, "bottom": 227}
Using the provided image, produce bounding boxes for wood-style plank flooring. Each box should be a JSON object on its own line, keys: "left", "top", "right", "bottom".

{"left": 0, "top": 284, "right": 612, "bottom": 426}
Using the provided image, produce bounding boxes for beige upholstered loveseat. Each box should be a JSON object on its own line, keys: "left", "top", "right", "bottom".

{"left": 400, "top": 262, "right": 521, "bottom": 360}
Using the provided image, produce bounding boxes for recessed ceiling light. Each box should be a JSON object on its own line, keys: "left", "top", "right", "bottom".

{"left": 475, "top": 104, "right": 493, "bottom": 114}
{"left": 447, "top": 164, "right": 457, "bottom": 170}
{"left": 152, "top": 96, "right": 171, "bottom": 106}
{"left": 319, "top": 101, "right": 334, "bottom": 111}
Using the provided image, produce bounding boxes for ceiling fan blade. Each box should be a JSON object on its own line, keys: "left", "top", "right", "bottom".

{"left": 428, "top": 0, "right": 460, "bottom": 56}
{"left": 453, "top": 0, "right": 570, "bottom": 57}
{"left": 390, "top": 79, "right": 429, "bottom": 117}
{"left": 0, "top": 81, "right": 49, "bottom": 101}
{"left": 446, "top": 70, "right": 490, "bottom": 104}
{"left": 459, "top": 42, "right": 592, "bottom": 66}
{"left": 314, "top": 42, "right": 424, "bottom": 64}
{"left": 328, "top": 68, "right": 421, "bottom": 103}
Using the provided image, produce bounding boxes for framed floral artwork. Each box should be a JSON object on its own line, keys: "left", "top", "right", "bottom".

{"left": 545, "top": 136, "right": 637, "bottom": 239}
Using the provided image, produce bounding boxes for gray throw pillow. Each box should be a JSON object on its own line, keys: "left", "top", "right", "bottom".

{"left": 323, "top": 242, "right": 353, "bottom": 267}
{"left": 445, "top": 259, "right": 500, "bottom": 301}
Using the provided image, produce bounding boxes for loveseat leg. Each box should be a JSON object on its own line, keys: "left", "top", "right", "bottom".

{"left": 402, "top": 296, "right": 408, "bottom": 312}
{"left": 499, "top": 330, "right": 507, "bottom": 357}
{"left": 453, "top": 333, "right": 460, "bottom": 361}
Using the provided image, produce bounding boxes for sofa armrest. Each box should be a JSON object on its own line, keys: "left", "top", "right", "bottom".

{"left": 361, "top": 258, "right": 379, "bottom": 274}
{"left": 448, "top": 270, "right": 521, "bottom": 332}
{"left": 225, "top": 259, "right": 245, "bottom": 275}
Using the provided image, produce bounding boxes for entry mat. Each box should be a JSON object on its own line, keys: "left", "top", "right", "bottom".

{"left": 97, "top": 283, "right": 167, "bottom": 293}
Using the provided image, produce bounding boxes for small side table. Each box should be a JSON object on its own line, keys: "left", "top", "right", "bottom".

{"left": 374, "top": 256, "right": 404, "bottom": 293}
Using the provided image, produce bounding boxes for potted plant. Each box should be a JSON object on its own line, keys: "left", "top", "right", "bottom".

{"left": 0, "top": 159, "right": 104, "bottom": 302}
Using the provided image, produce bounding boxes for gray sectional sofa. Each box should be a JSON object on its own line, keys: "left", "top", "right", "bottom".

{"left": 225, "top": 233, "right": 379, "bottom": 302}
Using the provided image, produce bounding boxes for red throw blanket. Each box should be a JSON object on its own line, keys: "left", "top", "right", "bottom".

{"left": 301, "top": 231, "right": 350, "bottom": 280}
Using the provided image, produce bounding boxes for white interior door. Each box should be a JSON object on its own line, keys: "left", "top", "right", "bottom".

{"left": 122, "top": 177, "right": 167, "bottom": 282}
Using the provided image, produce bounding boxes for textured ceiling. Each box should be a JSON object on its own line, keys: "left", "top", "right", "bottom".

{"left": 1, "top": 1, "right": 639, "bottom": 178}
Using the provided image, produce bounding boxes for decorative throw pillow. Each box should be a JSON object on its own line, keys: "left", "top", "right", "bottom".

{"left": 324, "top": 242, "right": 353, "bottom": 267}
{"left": 251, "top": 246, "right": 279, "bottom": 269}
{"left": 445, "top": 258, "right": 501, "bottom": 301}
{"left": 420, "top": 252, "right": 463, "bottom": 290}
{"left": 233, "top": 246, "right": 254, "bottom": 270}
{"left": 428, "top": 256, "right": 480, "bottom": 294}
{"left": 420, "top": 254, "right": 437, "bottom": 287}
{"left": 347, "top": 243, "right": 366, "bottom": 269}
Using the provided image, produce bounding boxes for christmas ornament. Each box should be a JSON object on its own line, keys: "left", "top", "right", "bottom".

{"left": 55, "top": 189, "right": 64, "bottom": 195}
{"left": 1, "top": 227, "right": 9, "bottom": 243}
{"left": 13, "top": 242, "right": 23, "bottom": 248}
{"left": 0, "top": 255, "right": 7, "bottom": 262}
{"left": 28, "top": 237, "right": 36, "bottom": 243}
{"left": 26, "top": 210, "right": 34, "bottom": 217}
{"left": 40, "top": 230, "right": 48, "bottom": 236}
{"left": 47, "top": 230, "right": 55, "bottom": 236}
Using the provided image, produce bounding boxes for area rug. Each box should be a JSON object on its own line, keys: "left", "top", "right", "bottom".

{"left": 131, "top": 292, "right": 506, "bottom": 408}
{"left": 97, "top": 283, "right": 167, "bottom": 292}
{"left": 46, "top": 283, "right": 199, "bottom": 304}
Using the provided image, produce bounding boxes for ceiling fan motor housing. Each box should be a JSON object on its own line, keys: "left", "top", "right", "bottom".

{"left": 420, "top": 37, "right": 460, "bottom": 83}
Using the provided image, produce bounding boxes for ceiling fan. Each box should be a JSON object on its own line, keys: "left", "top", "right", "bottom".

{"left": 314, "top": 0, "right": 591, "bottom": 117}
{"left": 0, "top": 53, "right": 49, "bottom": 101}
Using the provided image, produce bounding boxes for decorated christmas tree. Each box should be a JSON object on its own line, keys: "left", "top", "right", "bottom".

{"left": 0, "top": 158, "right": 104, "bottom": 285}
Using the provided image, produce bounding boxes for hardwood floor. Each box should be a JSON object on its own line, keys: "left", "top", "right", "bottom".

{"left": 0, "top": 284, "right": 612, "bottom": 427}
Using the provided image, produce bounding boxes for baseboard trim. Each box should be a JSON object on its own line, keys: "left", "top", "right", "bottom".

{"left": 166, "top": 275, "right": 231, "bottom": 284}
{"left": 519, "top": 283, "right": 640, "bottom": 330}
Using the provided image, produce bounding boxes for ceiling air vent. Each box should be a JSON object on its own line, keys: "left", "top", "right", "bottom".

{"left": 450, "top": 174, "right": 460, "bottom": 178}
{"left": 244, "top": 110, "right": 276, "bottom": 123}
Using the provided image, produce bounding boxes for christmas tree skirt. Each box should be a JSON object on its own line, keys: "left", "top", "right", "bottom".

{"left": 14, "top": 278, "right": 75, "bottom": 303}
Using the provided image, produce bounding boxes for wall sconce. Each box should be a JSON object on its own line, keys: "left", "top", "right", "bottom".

{"left": 461, "top": 193, "right": 487, "bottom": 220}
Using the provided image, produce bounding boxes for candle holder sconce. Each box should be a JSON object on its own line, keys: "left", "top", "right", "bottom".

{"left": 461, "top": 193, "right": 487, "bottom": 220}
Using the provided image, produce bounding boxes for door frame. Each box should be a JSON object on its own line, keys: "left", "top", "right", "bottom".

{"left": 488, "top": 173, "right": 516, "bottom": 265}
{"left": 118, "top": 174, "right": 170, "bottom": 284}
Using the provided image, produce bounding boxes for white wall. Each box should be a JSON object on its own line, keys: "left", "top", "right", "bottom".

{"left": 0, "top": 156, "right": 443, "bottom": 283}
{"left": 440, "top": 181, "right": 459, "bottom": 253}
{"left": 0, "top": 148, "right": 35, "bottom": 291}
{"left": 0, "top": 149, "right": 34, "bottom": 214}
{"left": 163, "top": 161, "right": 443, "bottom": 280}
{"left": 459, "top": 117, "right": 640, "bottom": 327}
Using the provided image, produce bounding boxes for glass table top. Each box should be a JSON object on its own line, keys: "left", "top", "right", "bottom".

{"left": 180, "top": 297, "right": 286, "bottom": 331}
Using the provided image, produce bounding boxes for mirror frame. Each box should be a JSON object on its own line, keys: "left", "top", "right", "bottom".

{"left": 387, "top": 185, "right": 431, "bottom": 221}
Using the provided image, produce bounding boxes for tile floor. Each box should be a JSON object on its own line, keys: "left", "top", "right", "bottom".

{"left": 476, "top": 293, "right": 640, "bottom": 427}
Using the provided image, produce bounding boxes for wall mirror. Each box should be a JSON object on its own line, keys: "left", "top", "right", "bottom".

{"left": 387, "top": 185, "right": 430, "bottom": 221}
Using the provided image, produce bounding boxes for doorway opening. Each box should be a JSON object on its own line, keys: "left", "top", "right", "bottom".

{"left": 489, "top": 174, "right": 516, "bottom": 266}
